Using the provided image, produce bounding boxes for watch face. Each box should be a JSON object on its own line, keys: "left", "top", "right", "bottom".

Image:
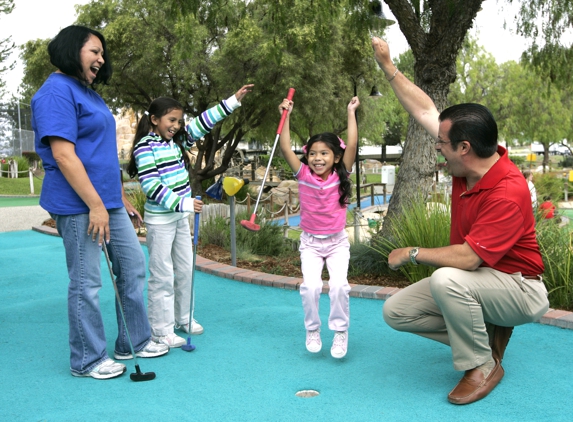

{"left": 410, "top": 248, "right": 419, "bottom": 264}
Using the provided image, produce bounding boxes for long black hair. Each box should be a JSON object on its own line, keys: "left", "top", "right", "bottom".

{"left": 301, "top": 132, "right": 352, "bottom": 206}
{"left": 126, "top": 97, "right": 189, "bottom": 178}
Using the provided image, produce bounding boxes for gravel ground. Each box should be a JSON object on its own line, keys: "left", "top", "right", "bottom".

{"left": 0, "top": 205, "right": 50, "bottom": 233}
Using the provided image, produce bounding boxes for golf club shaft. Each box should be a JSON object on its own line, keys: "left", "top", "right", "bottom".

{"left": 189, "top": 197, "right": 201, "bottom": 337}
{"left": 251, "top": 133, "right": 280, "bottom": 214}
{"left": 251, "top": 88, "right": 295, "bottom": 215}
{"left": 102, "top": 243, "right": 139, "bottom": 366}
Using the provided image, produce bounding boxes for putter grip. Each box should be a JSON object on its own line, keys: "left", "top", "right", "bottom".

{"left": 193, "top": 196, "right": 201, "bottom": 246}
{"left": 276, "top": 88, "right": 296, "bottom": 135}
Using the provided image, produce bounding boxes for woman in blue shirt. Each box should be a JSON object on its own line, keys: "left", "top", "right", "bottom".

{"left": 32, "top": 25, "right": 169, "bottom": 380}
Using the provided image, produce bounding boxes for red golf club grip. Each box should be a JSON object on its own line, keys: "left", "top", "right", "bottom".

{"left": 276, "top": 88, "right": 296, "bottom": 135}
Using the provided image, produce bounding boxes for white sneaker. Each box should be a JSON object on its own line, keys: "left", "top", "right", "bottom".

{"left": 114, "top": 340, "right": 169, "bottom": 360}
{"left": 152, "top": 333, "right": 186, "bottom": 348}
{"left": 331, "top": 331, "right": 348, "bottom": 359}
{"left": 175, "top": 319, "right": 204, "bottom": 335}
{"left": 306, "top": 329, "right": 322, "bottom": 353}
{"left": 72, "top": 358, "right": 126, "bottom": 380}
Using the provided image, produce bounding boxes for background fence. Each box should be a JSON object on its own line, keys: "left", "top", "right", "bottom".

{"left": 0, "top": 102, "right": 34, "bottom": 158}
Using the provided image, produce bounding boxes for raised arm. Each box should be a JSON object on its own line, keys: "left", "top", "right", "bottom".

{"left": 184, "top": 84, "right": 254, "bottom": 148}
{"left": 278, "top": 99, "right": 301, "bottom": 174}
{"left": 372, "top": 37, "right": 440, "bottom": 139}
{"left": 342, "top": 96, "right": 360, "bottom": 171}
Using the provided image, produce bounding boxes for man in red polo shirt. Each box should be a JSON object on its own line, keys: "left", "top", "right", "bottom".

{"left": 372, "top": 37, "right": 549, "bottom": 405}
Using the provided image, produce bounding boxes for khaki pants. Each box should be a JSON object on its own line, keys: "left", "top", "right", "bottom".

{"left": 383, "top": 267, "right": 549, "bottom": 371}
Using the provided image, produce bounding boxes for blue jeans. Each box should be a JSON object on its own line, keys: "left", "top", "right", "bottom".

{"left": 52, "top": 208, "right": 151, "bottom": 375}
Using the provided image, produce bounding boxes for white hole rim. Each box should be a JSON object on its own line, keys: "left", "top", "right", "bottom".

{"left": 295, "top": 389, "right": 320, "bottom": 398}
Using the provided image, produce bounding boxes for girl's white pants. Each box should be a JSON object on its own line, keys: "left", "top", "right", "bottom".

{"left": 299, "top": 230, "right": 351, "bottom": 332}
{"left": 146, "top": 217, "right": 193, "bottom": 337}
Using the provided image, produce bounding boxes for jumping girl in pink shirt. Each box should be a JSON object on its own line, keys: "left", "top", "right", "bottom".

{"left": 279, "top": 96, "right": 360, "bottom": 358}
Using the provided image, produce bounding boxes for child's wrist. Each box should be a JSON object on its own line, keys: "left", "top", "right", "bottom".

{"left": 226, "top": 95, "right": 241, "bottom": 110}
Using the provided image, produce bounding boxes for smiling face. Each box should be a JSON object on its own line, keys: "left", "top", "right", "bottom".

{"left": 78, "top": 34, "right": 105, "bottom": 85}
{"left": 151, "top": 108, "right": 184, "bottom": 141}
{"left": 307, "top": 141, "right": 340, "bottom": 180}
{"left": 436, "top": 119, "right": 467, "bottom": 178}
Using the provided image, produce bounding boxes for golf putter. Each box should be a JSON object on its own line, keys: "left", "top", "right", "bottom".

{"left": 182, "top": 196, "right": 201, "bottom": 352}
{"left": 102, "top": 243, "right": 156, "bottom": 381}
{"left": 240, "top": 88, "right": 295, "bottom": 231}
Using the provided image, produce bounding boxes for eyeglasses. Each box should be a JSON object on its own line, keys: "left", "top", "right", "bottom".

{"left": 435, "top": 138, "right": 464, "bottom": 146}
{"left": 435, "top": 139, "right": 451, "bottom": 146}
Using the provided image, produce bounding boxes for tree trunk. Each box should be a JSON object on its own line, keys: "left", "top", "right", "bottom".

{"left": 379, "top": 0, "right": 484, "bottom": 241}
{"left": 380, "top": 59, "right": 454, "bottom": 240}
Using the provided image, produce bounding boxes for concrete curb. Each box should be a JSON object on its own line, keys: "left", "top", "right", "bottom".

{"left": 32, "top": 225, "right": 573, "bottom": 331}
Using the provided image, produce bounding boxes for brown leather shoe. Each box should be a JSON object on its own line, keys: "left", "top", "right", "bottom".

{"left": 488, "top": 325, "right": 514, "bottom": 362}
{"left": 447, "top": 359, "right": 504, "bottom": 405}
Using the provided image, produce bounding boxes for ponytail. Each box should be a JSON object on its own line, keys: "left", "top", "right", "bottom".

{"left": 126, "top": 113, "right": 153, "bottom": 179}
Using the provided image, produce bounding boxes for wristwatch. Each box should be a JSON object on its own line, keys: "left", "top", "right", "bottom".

{"left": 409, "top": 247, "right": 420, "bottom": 265}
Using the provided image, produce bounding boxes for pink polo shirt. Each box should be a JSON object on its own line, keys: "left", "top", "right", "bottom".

{"left": 295, "top": 163, "right": 347, "bottom": 235}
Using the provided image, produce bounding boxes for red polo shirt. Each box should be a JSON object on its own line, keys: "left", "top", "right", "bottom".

{"left": 451, "top": 146, "right": 544, "bottom": 276}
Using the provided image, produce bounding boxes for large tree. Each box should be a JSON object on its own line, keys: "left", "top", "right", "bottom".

{"left": 369, "top": 0, "right": 485, "bottom": 238}
{"left": 512, "top": 0, "right": 573, "bottom": 86}
{"left": 450, "top": 37, "right": 572, "bottom": 171}
{"left": 0, "top": 0, "right": 15, "bottom": 98}
{"left": 20, "top": 0, "right": 391, "bottom": 195}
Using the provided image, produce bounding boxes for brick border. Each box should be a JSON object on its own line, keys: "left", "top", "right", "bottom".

{"left": 32, "top": 225, "right": 573, "bottom": 331}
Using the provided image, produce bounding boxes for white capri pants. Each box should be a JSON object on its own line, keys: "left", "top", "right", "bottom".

{"left": 299, "top": 230, "right": 351, "bottom": 332}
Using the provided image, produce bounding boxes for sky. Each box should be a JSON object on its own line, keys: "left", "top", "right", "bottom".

{"left": 0, "top": 0, "right": 535, "bottom": 100}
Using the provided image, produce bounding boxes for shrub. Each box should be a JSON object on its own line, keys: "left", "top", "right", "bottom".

{"left": 561, "top": 156, "right": 573, "bottom": 168}
{"left": 0, "top": 156, "right": 30, "bottom": 178}
{"left": 125, "top": 185, "right": 147, "bottom": 218}
{"left": 200, "top": 215, "right": 230, "bottom": 249}
{"left": 510, "top": 155, "right": 525, "bottom": 167}
{"left": 536, "top": 220, "right": 573, "bottom": 310}
{"left": 22, "top": 151, "right": 41, "bottom": 165}
{"left": 201, "top": 210, "right": 289, "bottom": 257}
{"left": 368, "top": 197, "right": 451, "bottom": 283}
{"left": 534, "top": 173, "right": 565, "bottom": 202}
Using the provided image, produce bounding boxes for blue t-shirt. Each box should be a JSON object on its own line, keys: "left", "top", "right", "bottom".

{"left": 32, "top": 73, "right": 123, "bottom": 214}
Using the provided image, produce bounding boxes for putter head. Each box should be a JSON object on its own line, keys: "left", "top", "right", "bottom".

{"left": 130, "top": 365, "right": 156, "bottom": 382}
{"left": 240, "top": 214, "right": 260, "bottom": 231}
{"left": 182, "top": 337, "right": 196, "bottom": 352}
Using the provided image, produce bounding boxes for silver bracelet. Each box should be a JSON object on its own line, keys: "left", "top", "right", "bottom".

{"left": 387, "top": 68, "right": 399, "bottom": 82}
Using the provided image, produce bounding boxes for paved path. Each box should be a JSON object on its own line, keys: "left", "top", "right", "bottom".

{"left": 0, "top": 205, "right": 50, "bottom": 233}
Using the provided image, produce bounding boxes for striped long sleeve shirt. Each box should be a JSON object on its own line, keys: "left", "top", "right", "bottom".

{"left": 133, "top": 95, "right": 240, "bottom": 224}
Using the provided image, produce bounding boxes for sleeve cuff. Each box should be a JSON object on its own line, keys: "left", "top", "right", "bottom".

{"left": 226, "top": 94, "right": 241, "bottom": 110}
{"left": 181, "top": 197, "right": 194, "bottom": 213}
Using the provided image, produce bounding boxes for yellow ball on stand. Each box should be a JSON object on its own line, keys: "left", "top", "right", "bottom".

{"left": 223, "top": 177, "right": 246, "bottom": 197}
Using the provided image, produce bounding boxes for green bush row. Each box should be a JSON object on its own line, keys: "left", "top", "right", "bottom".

{"left": 0, "top": 156, "right": 30, "bottom": 178}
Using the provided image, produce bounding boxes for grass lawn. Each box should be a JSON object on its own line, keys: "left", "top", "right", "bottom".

{"left": 0, "top": 176, "right": 42, "bottom": 196}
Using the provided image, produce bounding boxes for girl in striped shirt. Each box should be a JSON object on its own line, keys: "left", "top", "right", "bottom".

{"left": 279, "top": 96, "right": 360, "bottom": 359}
{"left": 127, "top": 85, "right": 253, "bottom": 348}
